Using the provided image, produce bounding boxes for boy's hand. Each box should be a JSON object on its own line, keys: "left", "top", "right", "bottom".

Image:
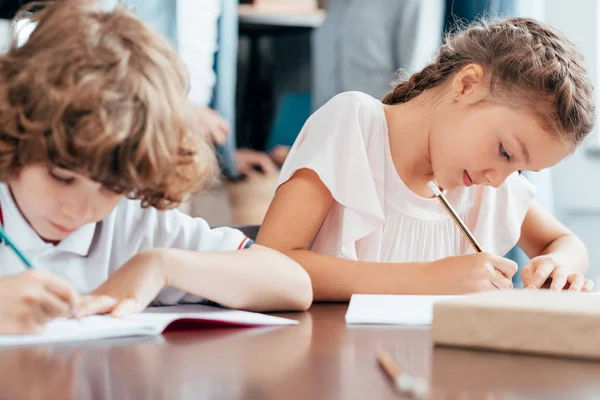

{"left": 0, "top": 270, "right": 78, "bottom": 334}
{"left": 521, "top": 254, "right": 594, "bottom": 291}
{"left": 77, "top": 250, "right": 167, "bottom": 318}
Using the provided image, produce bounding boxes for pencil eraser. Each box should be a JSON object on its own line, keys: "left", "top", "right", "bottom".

{"left": 427, "top": 181, "right": 441, "bottom": 196}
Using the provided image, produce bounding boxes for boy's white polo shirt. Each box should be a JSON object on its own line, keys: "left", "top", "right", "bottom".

{"left": 0, "top": 183, "right": 251, "bottom": 305}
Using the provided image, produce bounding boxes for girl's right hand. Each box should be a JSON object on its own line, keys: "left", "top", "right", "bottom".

{"left": 426, "top": 253, "right": 518, "bottom": 294}
{"left": 0, "top": 271, "right": 79, "bottom": 334}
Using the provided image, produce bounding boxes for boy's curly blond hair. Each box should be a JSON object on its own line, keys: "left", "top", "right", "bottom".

{"left": 0, "top": 0, "right": 217, "bottom": 209}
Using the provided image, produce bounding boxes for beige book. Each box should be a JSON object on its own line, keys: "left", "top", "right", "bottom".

{"left": 431, "top": 289, "right": 600, "bottom": 360}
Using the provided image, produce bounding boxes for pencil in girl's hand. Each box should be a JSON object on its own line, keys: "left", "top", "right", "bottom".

{"left": 428, "top": 181, "right": 483, "bottom": 253}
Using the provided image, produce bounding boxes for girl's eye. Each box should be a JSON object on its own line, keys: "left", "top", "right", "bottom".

{"left": 499, "top": 144, "right": 511, "bottom": 161}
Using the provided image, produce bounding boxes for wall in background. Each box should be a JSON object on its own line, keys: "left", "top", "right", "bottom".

{"left": 541, "top": 0, "right": 600, "bottom": 281}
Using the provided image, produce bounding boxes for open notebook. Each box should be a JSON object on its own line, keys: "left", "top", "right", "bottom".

{"left": 0, "top": 304, "right": 298, "bottom": 347}
{"left": 345, "top": 294, "right": 459, "bottom": 326}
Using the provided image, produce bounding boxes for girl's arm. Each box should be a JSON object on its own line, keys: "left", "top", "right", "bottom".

{"left": 517, "top": 201, "right": 591, "bottom": 290}
{"left": 257, "top": 169, "right": 517, "bottom": 301}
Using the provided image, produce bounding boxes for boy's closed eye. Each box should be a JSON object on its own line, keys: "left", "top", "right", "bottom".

{"left": 48, "top": 168, "right": 75, "bottom": 184}
{"left": 48, "top": 167, "right": 125, "bottom": 197}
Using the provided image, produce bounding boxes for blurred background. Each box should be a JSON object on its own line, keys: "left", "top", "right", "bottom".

{"left": 0, "top": 0, "right": 599, "bottom": 284}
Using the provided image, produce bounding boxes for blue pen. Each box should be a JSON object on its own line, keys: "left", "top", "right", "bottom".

{"left": 0, "top": 224, "right": 34, "bottom": 268}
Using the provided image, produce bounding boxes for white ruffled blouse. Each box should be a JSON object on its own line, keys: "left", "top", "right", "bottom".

{"left": 277, "top": 91, "right": 535, "bottom": 263}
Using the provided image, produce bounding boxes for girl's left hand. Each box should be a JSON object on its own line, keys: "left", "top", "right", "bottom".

{"left": 521, "top": 255, "right": 594, "bottom": 292}
{"left": 77, "top": 250, "right": 167, "bottom": 318}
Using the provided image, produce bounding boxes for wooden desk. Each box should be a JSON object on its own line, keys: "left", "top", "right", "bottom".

{"left": 2, "top": 304, "right": 600, "bottom": 399}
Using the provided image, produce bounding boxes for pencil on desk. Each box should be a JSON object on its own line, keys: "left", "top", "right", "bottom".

{"left": 427, "top": 181, "right": 482, "bottom": 253}
{"left": 377, "top": 350, "right": 429, "bottom": 399}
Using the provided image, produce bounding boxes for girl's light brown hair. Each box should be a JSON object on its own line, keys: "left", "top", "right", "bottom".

{"left": 0, "top": 0, "right": 216, "bottom": 209}
{"left": 383, "top": 18, "right": 595, "bottom": 149}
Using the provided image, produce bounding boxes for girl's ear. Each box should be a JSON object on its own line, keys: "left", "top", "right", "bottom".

{"left": 451, "top": 63, "right": 486, "bottom": 100}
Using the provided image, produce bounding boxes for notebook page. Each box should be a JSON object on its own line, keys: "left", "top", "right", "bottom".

{"left": 0, "top": 316, "right": 156, "bottom": 347}
{"left": 345, "top": 294, "right": 459, "bottom": 325}
{"left": 0, "top": 305, "right": 298, "bottom": 347}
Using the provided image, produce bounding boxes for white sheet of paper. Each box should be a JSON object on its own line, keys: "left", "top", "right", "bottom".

{"left": 345, "top": 294, "right": 460, "bottom": 325}
{"left": 0, "top": 304, "right": 297, "bottom": 347}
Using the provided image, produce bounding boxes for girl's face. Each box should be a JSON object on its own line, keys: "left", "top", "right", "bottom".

{"left": 8, "top": 164, "right": 124, "bottom": 243}
{"left": 429, "top": 67, "right": 569, "bottom": 191}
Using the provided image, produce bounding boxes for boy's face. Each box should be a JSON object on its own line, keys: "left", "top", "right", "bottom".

{"left": 9, "top": 164, "right": 124, "bottom": 243}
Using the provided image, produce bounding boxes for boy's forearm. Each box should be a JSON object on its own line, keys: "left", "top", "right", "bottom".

{"left": 540, "top": 234, "right": 588, "bottom": 274}
{"left": 158, "top": 245, "right": 313, "bottom": 312}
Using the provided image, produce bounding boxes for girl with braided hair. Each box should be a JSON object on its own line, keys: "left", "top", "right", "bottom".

{"left": 257, "top": 18, "right": 596, "bottom": 299}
